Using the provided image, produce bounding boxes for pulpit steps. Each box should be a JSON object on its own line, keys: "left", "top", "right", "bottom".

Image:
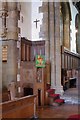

{"left": 47, "top": 89, "right": 65, "bottom": 106}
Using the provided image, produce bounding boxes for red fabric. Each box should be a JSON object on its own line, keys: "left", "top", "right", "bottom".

{"left": 67, "top": 114, "right": 80, "bottom": 120}
{"left": 49, "top": 93, "right": 60, "bottom": 98}
{"left": 47, "top": 89, "right": 55, "bottom": 93}
{"left": 54, "top": 99, "right": 64, "bottom": 103}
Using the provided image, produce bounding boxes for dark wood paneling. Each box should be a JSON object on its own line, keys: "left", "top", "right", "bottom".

{"left": 61, "top": 46, "right": 80, "bottom": 90}
{"left": 21, "top": 37, "right": 45, "bottom": 61}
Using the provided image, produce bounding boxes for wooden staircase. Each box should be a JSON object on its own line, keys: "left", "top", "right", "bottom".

{"left": 46, "top": 89, "right": 64, "bottom": 106}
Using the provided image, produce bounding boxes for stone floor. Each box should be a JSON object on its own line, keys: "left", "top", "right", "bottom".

{"left": 60, "top": 88, "right": 80, "bottom": 104}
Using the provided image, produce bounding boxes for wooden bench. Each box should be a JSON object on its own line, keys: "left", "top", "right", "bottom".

{"left": 0, "top": 95, "right": 37, "bottom": 119}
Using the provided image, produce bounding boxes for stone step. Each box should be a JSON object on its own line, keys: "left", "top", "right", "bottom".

{"left": 47, "top": 89, "right": 55, "bottom": 94}
{"left": 49, "top": 98, "right": 64, "bottom": 106}
{"left": 54, "top": 99, "right": 64, "bottom": 105}
{"left": 47, "top": 88, "right": 65, "bottom": 106}
{"left": 49, "top": 93, "right": 60, "bottom": 99}
{"left": 50, "top": 102, "right": 59, "bottom": 106}
{"left": 48, "top": 93, "right": 60, "bottom": 105}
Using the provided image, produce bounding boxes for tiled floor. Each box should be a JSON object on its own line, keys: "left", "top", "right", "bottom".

{"left": 37, "top": 104, "right": 79, "bottom": 119}
{"left": 61, "top": 88, "right": 80, "bottom": 104}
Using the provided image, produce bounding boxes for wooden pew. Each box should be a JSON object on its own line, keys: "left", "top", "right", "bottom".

{"left": 0, "top": 95, "right": 37, "bottom": 119}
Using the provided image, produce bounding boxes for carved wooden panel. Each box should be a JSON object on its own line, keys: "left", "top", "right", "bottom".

{"left": 36, "top": 68, "right": 42, "bottom": 83}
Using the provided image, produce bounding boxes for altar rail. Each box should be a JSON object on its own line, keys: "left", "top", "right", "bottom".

{"left": 0, "top": 95, "right": 37, "bottom": 119}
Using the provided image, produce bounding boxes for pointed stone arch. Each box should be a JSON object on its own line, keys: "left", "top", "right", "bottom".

{"left": 75, "top": 13, "right": 80, "bottom": 54}
{"left": 60, "top": 2, "right": 71, "bottom": 49}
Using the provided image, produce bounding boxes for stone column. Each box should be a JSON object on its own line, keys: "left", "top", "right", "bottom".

{"left": 0, "top": 1, "right": 8, "bottom": 95}
{"left": 7, "top": 2, "right": 19, "bottom": 95}
{"left": 39, "top": 2, "right": 50, "bottom": 84}
{"left": 0, "top": 38, "right": 2, "bottom": 93}
{"left": 0, "top": 2, "right": 3, "bottom": 93}
{"left": 54, "top": 2, "right": 63, "bottom": 95}
{"left": 48, "top": 2, "right": 56, "bottom": 88}
{"left": 0, "top": 2, "right": 7, "bottom": 38}
{"left": 39, "top": 2, "right": 50, "bottom": 62}
{"left": 0, "top": 40, "right": 2, "bottom": 83}
{"left": 2, "top": 2, "right": 19, "bottom": 97}
{"left": 7, "top": 2, "right": 18, "bottom": 40}
{"left": 63, "top": 18, "right": 70, "bottom": 49}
